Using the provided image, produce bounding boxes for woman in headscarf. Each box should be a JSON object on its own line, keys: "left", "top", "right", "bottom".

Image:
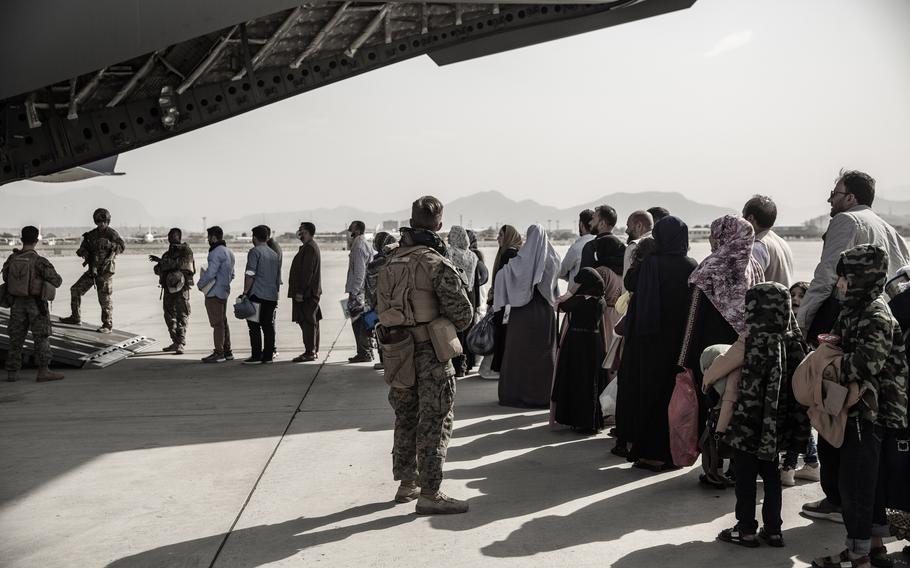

{"left": 489, "top": 225, "right": 523, "bottom": 373}
{"left": 683, "top": 215, "right": 764, "bottom": 461}
{"left": 446, "top": 226, "right": 478, "bottom": 377}
{"left": 465, "top": 229, "right": 489, "bottom": 374}
{"left": 551, "top": 267, "right": 607, "bottom": 432}
{"left": 616, "top": 216, "right": 698, "bottom": 470}
{"left": 493, "top": 224, "right": 561, "bottom": 408}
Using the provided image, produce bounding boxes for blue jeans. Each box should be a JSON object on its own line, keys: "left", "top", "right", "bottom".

{"left": 783, "top": 430, "right": 818, "bottom": 469}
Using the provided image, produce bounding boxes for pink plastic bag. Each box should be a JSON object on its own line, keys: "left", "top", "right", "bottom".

{"left": 668, "top": 368, "right": 700, "bottom": 467}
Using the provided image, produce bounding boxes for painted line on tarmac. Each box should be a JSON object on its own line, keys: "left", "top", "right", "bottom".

{"left": 207, "top": 323, "right": 346, "bottom": 568}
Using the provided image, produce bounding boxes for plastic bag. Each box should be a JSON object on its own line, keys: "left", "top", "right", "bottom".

{"left": 599, "top": 379, "right": 618, "bottom": 416}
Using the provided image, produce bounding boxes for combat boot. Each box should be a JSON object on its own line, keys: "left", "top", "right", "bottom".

{"left": 7, "top": 371, "right": 18, "bottom": 382}
{"left": 36, "top": 367, "right": 64, "bottom": 382}
{"left": 59, "top": 315, "right": 81, "bottom": 325}
{"left": 394, "top": 481, "right": 420, "bottom": 503}
{"left": 415, "top": 491, "right": 469, "bottom": 515}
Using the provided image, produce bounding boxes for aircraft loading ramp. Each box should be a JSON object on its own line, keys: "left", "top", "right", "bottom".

{"left": 0, "top": 308, "right": 156, "bottom": 369}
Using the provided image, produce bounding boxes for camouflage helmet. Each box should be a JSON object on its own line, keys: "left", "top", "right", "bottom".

{"left": 745, "top": 282, "right": 791, "bottom": 335}
{"left": 92, "top": 208, "right": 111, "bottom": 223}
{"left": 837, "top": 244, "right": 889, "bottom": 308}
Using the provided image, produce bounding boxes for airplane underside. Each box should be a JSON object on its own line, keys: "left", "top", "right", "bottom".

{"left": 0, "top": 0, "right": 695, "bottom": 186}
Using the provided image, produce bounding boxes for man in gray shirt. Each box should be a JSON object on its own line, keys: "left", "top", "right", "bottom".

{"left": 242, "top": 225, "right": 281, "bottom": 365}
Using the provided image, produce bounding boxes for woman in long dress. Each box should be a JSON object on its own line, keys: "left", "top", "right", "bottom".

{"left": 621, "top": 216, "right": 698, "bottom": 470}
{"left": 490, "top": 225, "right": 522, "bottom": 373}
{"left": 493, "top": 224, "right": 560, "bottom": 408}
{"left": 551, "top": 268, "right": 607, "bottom": 432}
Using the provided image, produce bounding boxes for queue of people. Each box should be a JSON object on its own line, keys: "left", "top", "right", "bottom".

{"left": 2, "top": 171, "right": 910, "bottom": 542}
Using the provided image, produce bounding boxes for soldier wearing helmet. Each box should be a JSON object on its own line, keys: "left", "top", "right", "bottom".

{"left": 60, "top": 208, "right": 126, "bottom": 333}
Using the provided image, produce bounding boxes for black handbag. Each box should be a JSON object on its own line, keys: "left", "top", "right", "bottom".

{"left": 883, "top": 427, "right": 910, "bottom": 512}
{"left": 465, "top": 310, "right": 495, "bottom": 355}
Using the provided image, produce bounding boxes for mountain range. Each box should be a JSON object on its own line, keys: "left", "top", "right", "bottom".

{"left": 2, "top": 185, "right": 907, "bottom": 235}
{"left": 220, "top": 190, "right": 738, "bottom": 233}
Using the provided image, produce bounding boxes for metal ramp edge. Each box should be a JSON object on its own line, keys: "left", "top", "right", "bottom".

{"left": 0, "top": 308, "right": 156, "bottom": 369}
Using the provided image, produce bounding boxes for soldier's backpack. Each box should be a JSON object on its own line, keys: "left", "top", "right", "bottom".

{"left": 375, "top": 246, "right": 445, "bottom": 328}
{"left": 5, "top": 251, "right": 38, "bottom": 297}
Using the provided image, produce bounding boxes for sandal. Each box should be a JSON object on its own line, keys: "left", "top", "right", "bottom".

{"left": 870, "top": 546, "right": 893, "bottom": 568}
{"left": 758, "top": 527, "right": 784, "bottom": 548}
{"left": 717, "top": 527, "right": 759, "bottom": 548}
{"left": 812, "top": 550, "right": 871, "bottom": 568}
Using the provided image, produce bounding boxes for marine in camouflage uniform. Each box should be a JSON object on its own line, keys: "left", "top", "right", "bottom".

{"left": 718, "top": 282, "right": 810, "bottom": 542}
{"left": 61, "top": 208, "right": 125, "bottom": 332}
{"left": 150, "top": 229, "right": 195, "bottom": 352}
{"left": 378, "top": 198, "right": 473, "bottom": 515}
{"left": 2, "top": 227, "right": 64, "bottom": 382}
{"left": 812, "top": 244, "right": 909, "bottom": 565}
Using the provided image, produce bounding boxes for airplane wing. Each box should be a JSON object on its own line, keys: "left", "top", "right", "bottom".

{"left": 29, "top": 156, "right": 125, "bottom": 183}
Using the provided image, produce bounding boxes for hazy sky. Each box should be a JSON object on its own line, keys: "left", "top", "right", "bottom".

{"left": 5, "top": 0, "right": 910, "bottom": 224}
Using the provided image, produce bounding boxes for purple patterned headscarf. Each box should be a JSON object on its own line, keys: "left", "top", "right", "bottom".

{"left": 688, "top": 215, "right": 765, "bottom": 333}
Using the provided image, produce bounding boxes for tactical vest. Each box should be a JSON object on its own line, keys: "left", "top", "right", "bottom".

{"left": 5, "top": 251, "right": 42, "bottom": 298}
{"left": 376, "top": 245, "right": 447, "bottom": 327}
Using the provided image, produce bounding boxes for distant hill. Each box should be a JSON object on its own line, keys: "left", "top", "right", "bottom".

{"left": 221, "top": 190, "right": 737, "bottom": 233}
{"left": 0, "top": 184, "right": 159, "bottom": 229}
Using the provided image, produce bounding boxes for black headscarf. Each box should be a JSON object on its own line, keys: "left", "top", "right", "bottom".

{"left": 634, "top": 216, "right": 689, "bottom": 336}
{"left": 574, "top": 267, "right": 605, "bottom": 297}
{"left": 594, "top": 234, "right": 626, "bottom": 276}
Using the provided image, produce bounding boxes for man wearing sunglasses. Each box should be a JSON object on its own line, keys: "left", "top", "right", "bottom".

{"left": 798, "top": 169, "right": 910, "bottom": 528}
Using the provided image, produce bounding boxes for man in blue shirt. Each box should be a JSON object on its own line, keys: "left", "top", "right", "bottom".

{"left": 197, "top": 226, "right": 235, "bottom": 363}
{"left": 242, "top": 225, "right": 282, "bottom": 364}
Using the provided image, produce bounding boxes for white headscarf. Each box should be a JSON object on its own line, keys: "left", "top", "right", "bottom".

{"left": 446, "top": 225, "right": 477, "bottom": 289}
{"left": 493, "top": 224, "right": 561, "bottom": 311}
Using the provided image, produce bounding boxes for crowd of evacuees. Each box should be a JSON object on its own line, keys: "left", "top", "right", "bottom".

{"left": 4, "top": 169, "right": 910, "bottom": 566}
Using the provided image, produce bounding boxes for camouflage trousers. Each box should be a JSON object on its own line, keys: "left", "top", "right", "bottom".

{"left": 5, "top": 296, "right": 52, "bottom": 371}
{"left": 388, "top": 340, "right": 456, "bottom": 492}
{"left": 163, "top": 289, "right": 191, "bottom": 346}
{"left": 71, "top": 272, "right": 114, "bottom": 328}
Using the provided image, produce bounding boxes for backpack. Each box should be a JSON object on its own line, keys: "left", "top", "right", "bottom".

{"left": 5, "top": 252, "right": 37, "bottom": 297}
{"left": 376, "top": 246, "right": 444, "bottom": 328}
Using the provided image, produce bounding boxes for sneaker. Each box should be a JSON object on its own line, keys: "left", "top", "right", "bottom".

{"left": 394, "top": 481, "right": 420, "bottom": 503}
{"left": 261, "top": 359, "right": 274, "bottom": 365}
{"left": 348, "top": 354, "right": 373, "bottom": 364}
{"left": 224, "top": 350, "right": 235, "bottom": 361}
{"left": 802, "top": 498, "right": 844, "bottom": 523}
{"left": 242, "top": 357, "right": 262, "bottom": 365}
{"left": 96, "top": 326, "right": 112, "bottom": 334}
{"left": 415, "top": 491, "right": 469, "bottom": 515}
{"left": 373, "top": 362, "right": 384, "bottom": 370}
{"left": 162, "top": 343, "right": 178, "bottom": 352}
{"left": 59, "top": 315, "right": 81, "bottom": 325}
{"left": 795, "top": 462, "right": 821, "bottom": 482}
{"left": 201, "top": 352, "right": 226, "bottom": 364}
{"left": 781, "top": 467, "right": 796, "bottom": 487}
{"left": 293, "top": 353, "right": 317, "bottom": 363}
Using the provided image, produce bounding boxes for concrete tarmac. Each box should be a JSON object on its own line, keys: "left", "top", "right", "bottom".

{"left": 0, "top": 251, "right": 896, "bottom": 567}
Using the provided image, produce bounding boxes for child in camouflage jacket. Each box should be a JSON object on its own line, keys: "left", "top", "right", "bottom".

{"left": 717, "top": 282, "right": 810, "bottom": 549}
{"left": 811, "top": 244, "right": 909, "bottom": 568}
